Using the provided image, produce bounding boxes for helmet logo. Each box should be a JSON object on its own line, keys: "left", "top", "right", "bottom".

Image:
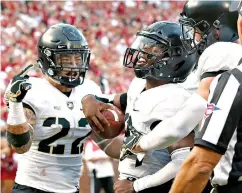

{"left": 57, "top": 45, "right": 67, "bottom": 49}
{"left": 63, "top": 26, "right": 82, "bottom": 41}
{"left": 67, "top": 101, "right": 74, "bottom": 110}
{"left": 47, "top": 68, "right": 54, "bottom": 76}
{"left": 44, "top": 49, "right": 51, "bottom": 57}
{"left": 73, "top": 45, "right": 81, "bottom": 48}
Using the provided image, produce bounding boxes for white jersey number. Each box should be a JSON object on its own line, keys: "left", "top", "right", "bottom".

{"left": 38, "top": 117, "right": 90, "bottom": 154}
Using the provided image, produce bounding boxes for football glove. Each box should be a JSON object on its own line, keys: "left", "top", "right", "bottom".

{"left": 5, "top": 64, "right": 33, "bottom": 103}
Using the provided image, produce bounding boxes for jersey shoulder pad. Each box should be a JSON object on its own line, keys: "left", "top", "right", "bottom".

{"left": 22, "top": 77, "right": 48, "bottom": 113}
{"left": 181, "top": 71, "right": 199, "bottom": 94}
{"left": 128, "top": 77, "right": 146, "bottom": 96}
{"left": 196, "top": 42, "right": 242, "bottom": 80}
{"left": 75, "top": 79, "right": 102, "bottom": 97}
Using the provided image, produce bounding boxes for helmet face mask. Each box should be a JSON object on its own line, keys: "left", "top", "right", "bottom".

{"left": 124, "top": 35, "right": 172, "bottom": 80}
{"left": 123, "top": 21, "right": 197, "bottom": 83}
{"left": 179, "top": 0, "right": 239, "bottom": 55}
{"left": 124, "top": 35, "right": 169, "bottom": 66}
{"left": 179, "top": 16, "right": 211, "bottom": 54}
{"left": 38, "top": 24, "right": 91, "bottom": 88}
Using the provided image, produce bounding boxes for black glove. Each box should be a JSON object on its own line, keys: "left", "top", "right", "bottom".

{"left": 120, "top": 127, "right": 142, "bottom": 161}
{"left": 5, "top": 64, "right": 33, "bottom": 103}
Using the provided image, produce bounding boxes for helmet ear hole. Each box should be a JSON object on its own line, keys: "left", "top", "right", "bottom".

{"left": 171, "top": 47, "right": 183, "bottom": 56}
{"left": 176, "top": 47, "right": 183, "bottom": 56}
{"left": 37, "top": 58, "right": 57, "bottom": 77}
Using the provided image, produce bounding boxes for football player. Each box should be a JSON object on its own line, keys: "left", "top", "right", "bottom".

{"left": 131, "top": 0, "right": 240, "bottom": 149}
{"left": 169, "top": 2, "right": 242, "bottom": 192}
{"left": 169, "top": 42, "right": 242, "bottom": 193}
{"left": 131, "top": 0, "right": 240, "bottom": 156}
{"left": 180, "top": 0, "right": 239, "bottom": 94}
{"left": 4, "top": 23, "right": 114, "bottom": 193}
{"left": 82, "top": 2, "right": 240, "bottom": 192}
{"left": 82, "top": 21, "right": 209, "bottom": 193}
{"left": 179, "top": 0, "right": 238, "bottom": 55}
{"left": 84, "top": 0, "right": 240, "bottom": 153}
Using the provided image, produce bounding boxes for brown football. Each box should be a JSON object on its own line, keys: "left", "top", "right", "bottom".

{"left": 99, "top": 105, "right": 125, "bottom": 139}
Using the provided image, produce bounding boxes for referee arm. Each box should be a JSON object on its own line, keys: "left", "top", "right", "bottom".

{"left": 169, "top": 72, "right": 241, "bottom": 193}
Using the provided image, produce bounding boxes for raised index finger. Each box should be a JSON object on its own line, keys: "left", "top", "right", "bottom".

{"left": 19, "top": 64, "right": 34, "bottom": 77}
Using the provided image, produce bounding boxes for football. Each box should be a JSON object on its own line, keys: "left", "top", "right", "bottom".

{"left": 99, "top": 105, "right": 125, "bottom": 139}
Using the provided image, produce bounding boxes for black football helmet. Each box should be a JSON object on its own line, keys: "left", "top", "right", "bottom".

{"left": 123, "top": 21, "right": 197, "bottom": 83}
{"left": 37, "top": 23, "right": 91, "bottom": 88}
{"left": 179, "top": 0, "right": 238, "bottom": 54}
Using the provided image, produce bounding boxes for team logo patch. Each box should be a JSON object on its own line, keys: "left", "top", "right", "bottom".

{"left": 204, "top": 103, "right": 221, "bottom": 117}
{"left": 67, "top": 101, "right": 74, "bottom": 110}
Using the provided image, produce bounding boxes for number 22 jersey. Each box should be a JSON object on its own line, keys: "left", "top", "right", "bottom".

{"left": 12, "top": 77, "right": 101, "bottom": 193}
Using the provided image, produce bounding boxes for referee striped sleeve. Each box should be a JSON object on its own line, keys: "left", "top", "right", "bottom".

{"left": 195, "top": 72, "right": 241, "bottom": 154}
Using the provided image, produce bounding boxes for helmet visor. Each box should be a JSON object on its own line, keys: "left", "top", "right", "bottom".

{"left": 55, "top": 52, "right": 89, "bottom": 70}
{"left": 179, "top": 16, "right": 210, "bottom": 54}
{"left": 124, "top": 36, "right": 168, "bottom": 68}
{"left": 53, "top": 51, "right": 90, "bottom": 86}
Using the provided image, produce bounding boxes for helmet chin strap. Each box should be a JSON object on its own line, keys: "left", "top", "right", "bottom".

{"left": 134, "top": 66, "right": 151, "bottom": 79}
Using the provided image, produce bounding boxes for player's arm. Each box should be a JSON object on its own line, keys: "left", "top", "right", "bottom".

{"left": 82, "top": 93, "right": 127, "bottom": 132}
{"left": 5, "top": 65, "right": 34, "bottom": 154}
{"left": 90, "top": 132, "right": 123, "bottom": 159}
{"left": 133, "top": 93, "right": 207, "bottom": 152}
{"left": 170, "top": 72, "right": 240, "bottom": 193}
{"left": 196, "top": 77, "right": 214, "bottom": 100}
{"left": 169, "top": 146, "right": 221, "bottom": 193}
{"left": 133, "top": 132, "right": 194, "bottom": 192}
{"left": 7, "top": 106, "right": 35, "bottom": 154}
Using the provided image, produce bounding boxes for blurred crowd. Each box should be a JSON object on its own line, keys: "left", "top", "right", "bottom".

{"left": 1, "top": 1, "right": 183, "bottom": 191}
{"left": 1, "top": 0, "right": 184, "bottom": 126}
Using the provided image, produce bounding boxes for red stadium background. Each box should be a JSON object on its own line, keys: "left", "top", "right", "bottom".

{"left": 1, "top": 1, "right": 184, "bottom": 193}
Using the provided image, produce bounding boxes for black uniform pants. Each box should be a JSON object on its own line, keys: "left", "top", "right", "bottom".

{"left": 12, "top": 182, "right": 79, "bottom": 193}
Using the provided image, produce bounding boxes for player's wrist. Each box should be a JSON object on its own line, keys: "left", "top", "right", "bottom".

{"left": 7, "top": 101, "right": 26, "bottom": 125}
{"left": 133, "top": 180, "right": 139, "bottom": 192}
{"left": 132, "top": 181, "right": 137, "bottom": 193}
{"left": 95, "top": 94, "right": 115, "bottom": 104}
{"left": 133, "top": 176, "right": 148, "bottom": 192}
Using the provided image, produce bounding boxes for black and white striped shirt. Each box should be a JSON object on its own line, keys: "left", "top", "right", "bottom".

{"left": 195, "top": 65, "right": 242, "bottom": 186}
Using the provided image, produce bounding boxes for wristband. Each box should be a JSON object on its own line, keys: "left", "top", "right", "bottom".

{"left": 7, "top": 101, "right": 26, "bottom": 125}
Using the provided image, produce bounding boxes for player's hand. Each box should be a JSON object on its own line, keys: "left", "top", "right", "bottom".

{"left": 82, "top": 95, "right": 112, "bottom": 133}
{"left": 114, "top": 179, "right": 135, "bottom": 193}
{"left": 5, "top": 64, "right": 34, "bottom": 103}
{"left": 120, "top": 128, "right": 142, "bottom": 161}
